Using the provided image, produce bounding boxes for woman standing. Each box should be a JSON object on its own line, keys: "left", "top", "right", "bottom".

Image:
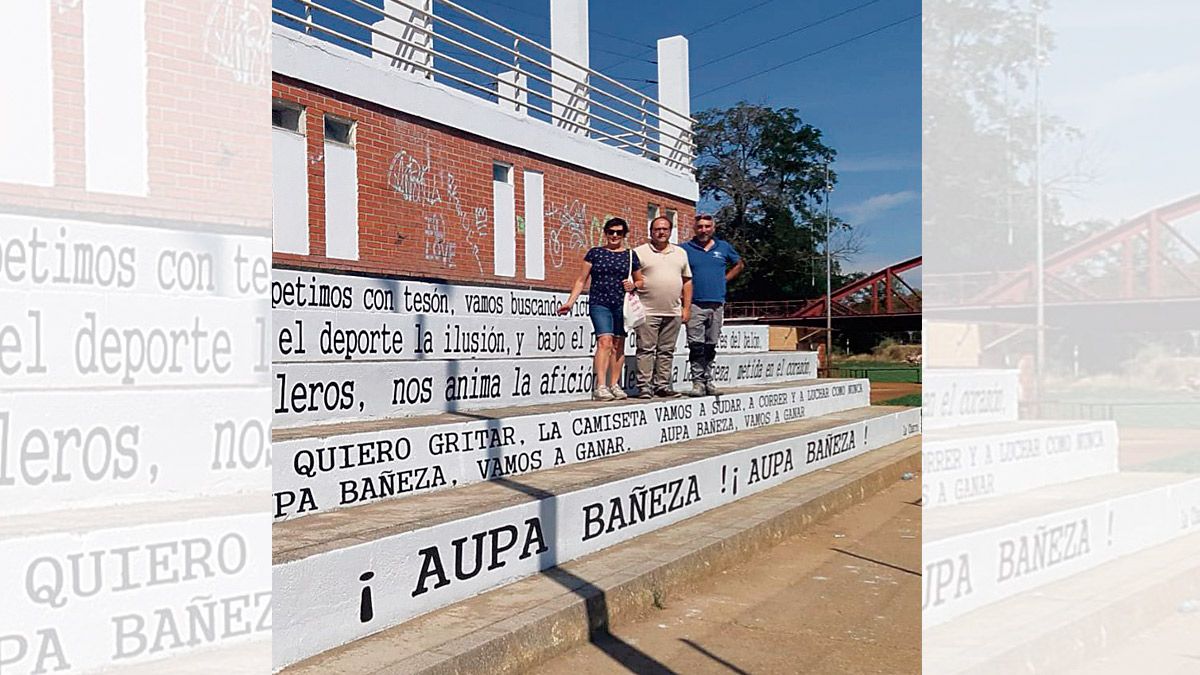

{"left": 558, "top": 218, "right": 644, "bottom": 400}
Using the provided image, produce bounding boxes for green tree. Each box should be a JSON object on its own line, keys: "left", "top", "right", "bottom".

{"left": 923, "top": 0, "right": 1092, "bottom": 276}
{"left": 693, "top": 103, "right": 854, "bottom": 301}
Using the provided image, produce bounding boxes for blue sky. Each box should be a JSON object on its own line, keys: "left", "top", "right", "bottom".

{"left": 463, "top": 0, "right": 922, "bottom": 274}
{"left": 1043, "top": 1, "right": 1199, "bottom": 228}
{"left": 275, "top": 0, "right": 921, "bottom": 274}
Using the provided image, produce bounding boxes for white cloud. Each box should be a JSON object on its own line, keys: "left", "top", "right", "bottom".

{"left": 838, "top": 190, "right": 918, "bottom": 224}
{"left": 1041, "top": 2, "right": 1200, "bottom": 224}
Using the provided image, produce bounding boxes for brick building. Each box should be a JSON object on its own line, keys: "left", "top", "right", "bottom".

{"left": 270, "top": 0, "right": 698, "bottom": 290}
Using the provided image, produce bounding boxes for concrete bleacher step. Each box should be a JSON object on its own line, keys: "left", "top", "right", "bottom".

{"left": 269, "top": 270, "right": 889, "bottom": 670}
{"left": 270, "top": 268, "right": 770, "bottom": 363}
{"left": 2, "top": 495, "right": 270, "bottom": 673}
{"left": 924, "top": 530, "right": 1200, "bottom": 675}
{"left": 923, "top": 419, "right": 1119, "bottom": 508}
{"left": 923, "top": 368, "right": 1020, "bottom": 431}
{"left": 281, "top": 434, "right": 922, "bottom": 675}
{"left": 273, "top": 308, "right": 770, "bottom": 361}
{"left": 273, "top": 351, "right": 817, "bottom": 427}
{"left": 271, "top": 403, "right": 922, "bottom": 669}
{"left": 272, "top": 378, "right": 871, "bottom": 520}
{"left": 923, "top": 470, "right": 1200, "bottom": 627}
{"left": 270, "top": 269, "right": 802, "bottom": 428}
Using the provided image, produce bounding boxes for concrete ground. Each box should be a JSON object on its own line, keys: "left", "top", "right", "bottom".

{"left": 1062, "top": 609, "right": 1200, "bottom": 675}
{"left": 527, "top": 477, "right": 922, "bottom": 675}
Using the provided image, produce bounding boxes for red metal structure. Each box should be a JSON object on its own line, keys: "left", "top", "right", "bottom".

{"left": 725, "top": 255, "right": 922, "bottom": 322}
{"left": 977, "top": 192, "right": 1200, "bottom": 304}
{"left": 792, "top": 255, "right": 922, "bottom": 318}
{"left": 919, "top": 192, "right": 1200, "bottom": 331}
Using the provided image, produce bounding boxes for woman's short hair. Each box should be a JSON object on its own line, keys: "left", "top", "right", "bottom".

{"left": 604, "top": 217, "right": 628, "bottom": 234}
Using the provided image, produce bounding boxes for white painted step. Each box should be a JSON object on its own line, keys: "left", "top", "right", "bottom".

{"left": 272, "top": 268, "right": 582, "bottom": 317}
{"left": 272, "top": 378, "right": 871, "bottom": 520}
{"left": 273, "top": 351, "right": 818, "bottom": 427}
{"left": 0, "top": 496, "right": 270, "bottom": 673}
{"left": 0, "top": 388, "right": 269, "bottom": 518}
{"left": 924, "top": 368, "right": 1020, "bottom": 430}
{"left": 271, "top": 405, "right": 922, "bottom": 669}
{"left": 271, "top": 309, "right": 768, "bottom": 362}
{"left": 923, "top": 471, "right": 1200, "bottom": 627}
{"left": 923, "top": 419, "right": 1119, "bottom": 508}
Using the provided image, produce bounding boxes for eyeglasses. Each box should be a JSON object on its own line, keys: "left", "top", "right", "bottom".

{"left": 605, "top": 230, "right": 626, "bottom": 236}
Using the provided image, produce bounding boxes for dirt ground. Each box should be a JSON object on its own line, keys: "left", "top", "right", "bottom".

{"left": 869, "top": 381, "right": 922, "bottom": 404}
{"left": 1115, "top": 427, "right": 1200, "bottom": 470}
{"left": 527, "top": 478, "right": 923, "bottom": 675}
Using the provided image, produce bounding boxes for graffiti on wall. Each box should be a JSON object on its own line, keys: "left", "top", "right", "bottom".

{"left": 203, "top": 0, "right": 269, "bottom": 86}
{"left": 443, "top": 171, "right": 487, "bottom": 274}
{"left": 390, "top": 143, "right": 489, "bottom": 273}
{"left": 546, "top": 202, "right": 635, "bottom": 268}
{"left": 546, "top": 200, "right": 593, "bottom": 269}
{"left": 423, "top": 213, "right": 455, "bottom": 267}
{"left": 385, "top": 140, "right": 651, "bottom": 275}
{"left": 388, "top": 146, "right": 441, "bottom": 206}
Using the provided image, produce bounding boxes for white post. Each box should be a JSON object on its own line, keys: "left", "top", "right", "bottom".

{"left": 0, "top": 0, "right": 54, "bottom": 187}
{"left": 84, "top": 0, "right": 149, "bottom": 196}
{"left": 550, "top": 0, "right": 589, "bottom": 134}
{"left": 657, "top": 35, "right": 691, "bottom": 171}
{"left": 373, "top": 0, "right": 433, "bottom": 80}
{"left": 497, "top": 69, "right": 527, "bottom": 114}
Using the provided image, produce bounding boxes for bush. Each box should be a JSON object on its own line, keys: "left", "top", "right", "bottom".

{"left": 873, "top": 341, "right": 922, "bottom": 363}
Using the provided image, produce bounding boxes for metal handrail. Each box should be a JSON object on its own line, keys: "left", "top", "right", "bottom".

{"left": 273, "top": 7, "right": 692, "bottom": 169}
{"left": 431, "top": 0, "right": 695, "bottom": 129}
{"left": 273, "top": 0, "right": 695, "bottom": 167}
{"left": 300, "top": 0, "right": 693, "bottom": 158}
{"left": 336, "top": 0, "right": 665, "bottom": 128}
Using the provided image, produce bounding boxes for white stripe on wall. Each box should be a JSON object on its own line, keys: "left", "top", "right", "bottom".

{"left": 272, "top": 128, "right": 310, "bottom": 255}
{"left": 523, "top": 171, "right": 545, "bottom": 280}
{"left": 84, "top": 0, "right": 148, "bottom": 196}
{"left": 0, "top": 0, "right": 54, "bottom": 187}
{"left": 324, "top": 141, "right": 359, "bottom": 260}
{"left": 493, "top": 168, "right": 516, "bottom": 277}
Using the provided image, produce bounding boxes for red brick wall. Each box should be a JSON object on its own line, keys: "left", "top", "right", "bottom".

{"left": 0, "top": 1, "right": 270, "bottom": 227}
{"left": 272, "top": 74, "right": 696, "bottom": 292}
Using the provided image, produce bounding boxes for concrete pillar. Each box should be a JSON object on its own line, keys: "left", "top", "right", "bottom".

{"left": 550, "top": 0, "right": 589, "bottom": 134}
{"left": 656, "top": 35, "right": 691, "bottom": 171}
{"left": 373, "top": 0, "right": 433, "bottom": 80}
{"left": 497, "top": 69, "right": 527, "bottom": 114}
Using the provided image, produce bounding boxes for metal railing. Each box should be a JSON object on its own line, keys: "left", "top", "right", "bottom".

{"left": 1021, "top": 399, "right": 1200, "bottom": 426}
{"left": 922, "top": 270, "right": 1026, "bottom": 307}
{"left": 272, "top": 0, "right": 695, "bottom": 171}
{"left": 724, "top": 299, "right": 813, "bottom": 319}
{"left": 724, "top": 297, "right": 924, "bottom": 320}
{"left": 825, "top": 365, "right": 922, "bottom": 384}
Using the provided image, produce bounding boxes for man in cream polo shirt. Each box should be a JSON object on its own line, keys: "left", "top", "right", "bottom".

{"left": 632, "top": 216, "right": 693, "bottom": 398}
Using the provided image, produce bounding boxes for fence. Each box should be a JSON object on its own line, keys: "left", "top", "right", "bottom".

{"left": 823, "top": 365, "right": 922, "bottom": 384}
{"left": 272, "top": 0, "right": 695, "bottom": 170}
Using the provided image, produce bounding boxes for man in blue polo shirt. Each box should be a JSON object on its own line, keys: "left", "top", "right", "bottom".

{"left": 681, "top": 214, "right": 745, "bottom": 396}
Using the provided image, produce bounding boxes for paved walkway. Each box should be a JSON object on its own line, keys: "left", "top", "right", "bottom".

{"left": 1062, "top": 610, "right": 1200, "bottom": 675}
{"left": 528, "top": 477, "right": 922, "bottom": 675}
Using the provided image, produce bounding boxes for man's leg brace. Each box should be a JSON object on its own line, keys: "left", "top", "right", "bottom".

{"left": 702, "top": 343, "right": 718, "bottom": 383}
{"left": 688, "top": 342, "right": 707, "bottom": 383}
